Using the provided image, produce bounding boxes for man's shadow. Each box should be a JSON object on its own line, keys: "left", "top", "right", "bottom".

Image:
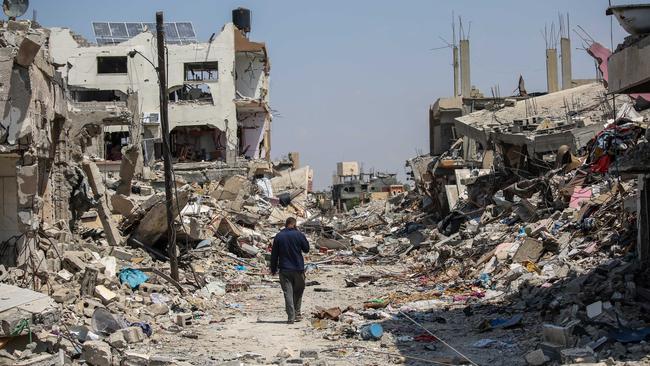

{"left": 255, "top": 319, "right": 292, "bottom": 324}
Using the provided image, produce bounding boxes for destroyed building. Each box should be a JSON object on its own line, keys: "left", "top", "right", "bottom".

{"left": 331, "top": 161, "right": 404, "bottom": 210}
{"left": 49, "top": 8, "right": 271, "bottom": 172}
{"left": 4, "top": 3, "right": 650, "bottom": 366}
{"left": 0, "top": 21, "right": 68, "bottom": 265}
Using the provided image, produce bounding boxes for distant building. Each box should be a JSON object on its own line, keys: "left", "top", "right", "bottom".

{"left": 331, "top": 161, "right": 404, "bottom": 210}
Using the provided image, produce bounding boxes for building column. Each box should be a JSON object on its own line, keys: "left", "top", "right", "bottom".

{"left": 638, "top": 174, "right": 650, "bottom": 263}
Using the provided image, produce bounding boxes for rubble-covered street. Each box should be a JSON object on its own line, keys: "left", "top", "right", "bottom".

{"left": 3, "top": 1, "right": 650, "bottom": 366}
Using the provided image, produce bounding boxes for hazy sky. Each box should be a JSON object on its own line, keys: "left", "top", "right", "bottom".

{"left": 30, "top": 0, "right": 629, "bottom": 188}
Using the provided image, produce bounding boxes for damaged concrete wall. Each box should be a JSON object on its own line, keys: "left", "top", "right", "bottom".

{"left": 0, "top": 22, "right": 70, "bottom": 265}
{"left": 54, "top": 25, "right": 241, "bottom": 162}
{"left": 238, "top": 111, "right": 267, "bottom": 159}
{"left": 235, "top": 52, "right": 267, "bottom": 100}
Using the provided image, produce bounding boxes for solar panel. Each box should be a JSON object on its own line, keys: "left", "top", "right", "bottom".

{"left": 164, "top": 23, "right": 179, "bottom": 39}
{"left": 92, "top": 22, "right": 111, "bottom": 37}
{"left": 176, "top": 22, "right": 195, "bottom": 38}
{"left": 92, "top": 21, "right": 197, "bottom": 45}
{"left": 126, "top": 23, "right": 143, "bottom": 37}
{"left": 109, "top": 23, "right": 128, "bottom": 38}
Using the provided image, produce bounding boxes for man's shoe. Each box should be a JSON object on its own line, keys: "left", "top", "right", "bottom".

{"left": 295, "top": 314, "right": 303, "bottom": 322}
{"left": 287, "top": 319, "right": 294, "bottom": 324}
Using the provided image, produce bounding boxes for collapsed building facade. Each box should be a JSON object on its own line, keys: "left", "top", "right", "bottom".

{"left": 0, "top": 9, "right": 274, "bottom": 264}
{"left": 51, "top": 9, "right": 271, "bottom": 170}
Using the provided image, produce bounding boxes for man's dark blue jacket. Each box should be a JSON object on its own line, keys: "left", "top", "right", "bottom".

{"left": 270, "top": 228, "right": 309, "bottom": 274}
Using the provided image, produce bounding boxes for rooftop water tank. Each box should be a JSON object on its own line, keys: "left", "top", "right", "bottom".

{"left": 232, "top": 7, "right": 251, "bottom": 33}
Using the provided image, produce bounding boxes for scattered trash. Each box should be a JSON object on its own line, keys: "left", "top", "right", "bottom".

{"left": 118, "top": 268, "right": 149, "bottom": 289}
{"left": 360, "top": 323, "right": 384, "bottom": 341}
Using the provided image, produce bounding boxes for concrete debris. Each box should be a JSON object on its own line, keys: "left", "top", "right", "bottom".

{"left": 1, "top": 7, "right": 650, "bottom": 366}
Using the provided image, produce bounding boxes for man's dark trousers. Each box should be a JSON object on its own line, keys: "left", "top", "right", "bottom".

{"left": 279, "top": 270, "right": 305, "bottom": 320}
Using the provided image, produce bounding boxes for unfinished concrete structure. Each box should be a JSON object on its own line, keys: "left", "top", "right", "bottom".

{"left": 49, "top": 14, "right": 271, "bottom": 170}
{"left": 561, "top": 37, "right": 572, "bottom": 90}
{"left": 459, "top": 39, "right": 471, "bottom": 97}
{"left": 428, "top": 97, "right": 463, "bottom": 155}
{"left": 546, "top": 48, "right": 559, "bottom": 93}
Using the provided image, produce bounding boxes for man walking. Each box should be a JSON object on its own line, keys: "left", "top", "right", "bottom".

{"left": 270, "top": 217, "right": 310, "bottom": 324}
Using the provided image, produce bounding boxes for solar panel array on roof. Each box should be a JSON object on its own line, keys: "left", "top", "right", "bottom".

{"left": 92, "top": 22, "right": 197, "bottom": 45}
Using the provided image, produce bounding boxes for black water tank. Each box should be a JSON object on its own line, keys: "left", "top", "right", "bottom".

{"left": 232, "top": 7, "right": 251, "bottom": 33}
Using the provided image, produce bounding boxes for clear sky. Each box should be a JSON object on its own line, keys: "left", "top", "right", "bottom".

{"left": 30, "top": 0, "right": 629, "bottom": 189}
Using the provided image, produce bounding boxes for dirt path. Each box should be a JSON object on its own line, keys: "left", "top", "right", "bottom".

{"left": 127, "top": 264, "right": 528, "bottom": 365}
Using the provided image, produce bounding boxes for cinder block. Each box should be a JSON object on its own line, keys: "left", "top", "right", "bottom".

{"left": 139, "top": 283, "right": 164, "bottom": 295}
{"left": 80, "top": 298, "right": 104, "bottom": 318}
{"left": 174, "top": 313, "right": 192, "bottom": 327}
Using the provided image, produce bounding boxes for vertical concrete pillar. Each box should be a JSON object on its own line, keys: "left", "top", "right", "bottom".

{"left": 460, "top": 40, "right": 471, "bottom": 97}
{"left": 638, "top": 174, "right": 650, "bottom": 263}
{"left": 546, "top": 48, "right": 559, "bottom": 93}
{"left": 82, "top": 160, "right": 122, "bottom": 246}
{"left": 560, "top": 38, "right": 572, "bottom": 90}
{"left": 264, "top": 122, "right": 271, "bottom": 162}
{"left": 453, "top": 45, "right": 460, "bottom": 96}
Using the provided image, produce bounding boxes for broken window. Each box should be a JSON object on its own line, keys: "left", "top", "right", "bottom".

{"left": 71, "top": 89, "right": 127, "bottom": 102}
{"left": 97, "top": 56, "right": 128, "bottom": 74}
{"left": 169, "top": 84, "right": 213, "bottom": 103}
{"left": 184, "top": 62, "right": 218, "bottom": 81}
{"left": 105, "top": 131, "right": 129, "bottom": 161}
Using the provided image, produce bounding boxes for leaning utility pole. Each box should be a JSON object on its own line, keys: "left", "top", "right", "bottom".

{"left": 156, "top": 11, "right": 179, "bottom": 281}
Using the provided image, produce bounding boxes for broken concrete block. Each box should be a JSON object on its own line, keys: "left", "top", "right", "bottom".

{"left": 299, "top": 349, "right": 319, "bottom": 359}
{"left": 132, "top": 189, "right": 190, "bottom": 245}
{"left": 240, "top": 243, "right": 259, "bottom": 257}
{"left": 56, "top": 269, "right": 73, "bottom": 282}
{"left": 211, "top": 175, "right": 249, "bottom": 201}
{"left": 108, "top": 331, "right": 126, "bottom": 349}
{"left": 110, "top": 193, "right": 135, "bottom": 216}
{"left": 586, "top": 301, "right": 603, "bottom": 318}
{"left": 16, "top": 35, "right": 42, "bottom": 67}
{"left": 82, "top": 340, "right": 112, "bottom": 366}
{"left": 175, "top": 313, "right": 193, "bottom": 327}
{"left": 52, "top": 287, "right": 76, "bottom": 304}
{"left": 94, "top": 285, "right": 117, "bottom": 304}
{"left": 512, "top": 238, "right": 544, "bottom": 263}
{"left": 110, "top": 248, "right": 134, "bottom": 262}
{"left": 538, "top": 342, "right": 563, "bottom": 362}
{"left": 119, "top": 326, "right": 145, "bottom": 344}
{"left": 560, "top": 347, "right": 596, "bottom": 364}
{"left": 79, "top": 299, "right": 105, "bottom": 318}
{"left": 63, "top": 253, "right": 86, "bottom": 272}
{"left": 82, "top": 160, "right": 122, "bottom": 246}
{"left": 146, "top": 303, "right": 169, "bottom": 316}
{"left": 525, "top": 349, "right": 549, "bottom": 365}
{"left": 277, "top": 347, "right": 296, "bottom": 358}
{"left": 542, "top": 323, "right": 575, "bottom": 348}
{"left": 116, "top": 144, "right": 140, "bottom": 196}
{"left": 122, "top": 351, "right": 150, "bottom": 366}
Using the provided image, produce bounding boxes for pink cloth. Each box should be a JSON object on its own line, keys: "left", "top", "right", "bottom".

{"left": 570, "top": 187, "right": 592, "bottom": 209}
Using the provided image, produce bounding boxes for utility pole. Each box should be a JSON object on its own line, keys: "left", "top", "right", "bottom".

{"left": 452, "top": 12, "right": 459, "bottom": 96}
{"left": 156, "top": 11, "right": 179, "bottom": 281}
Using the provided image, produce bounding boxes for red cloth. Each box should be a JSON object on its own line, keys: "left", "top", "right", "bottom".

{"left": 591, "top": 155, "right": 613, "bottom": 173}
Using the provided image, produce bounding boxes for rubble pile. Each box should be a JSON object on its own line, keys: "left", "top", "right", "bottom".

{"left": 281, "top": 90, "right": 650, "bottom": 364}
{"left": 0, "top": 151, "right": 321, "bottom": 365}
